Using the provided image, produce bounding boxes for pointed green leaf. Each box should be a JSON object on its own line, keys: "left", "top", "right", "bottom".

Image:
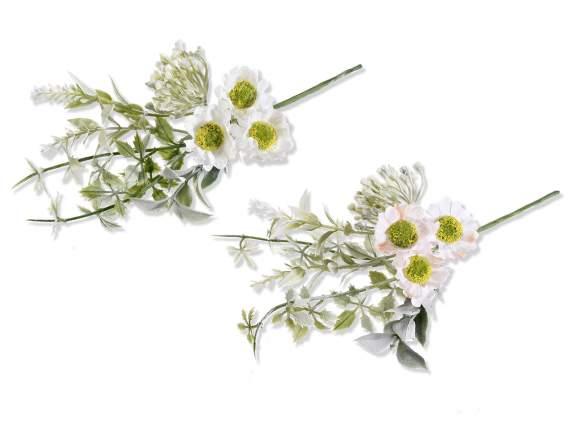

{"left": 154, "top": 116, "right": 174, "bottom": 143}
{"left": 415, "top": 306, "right": 429, "bottom": 346}
{"left": 369, "top": 270, "right": 387, "bottom": 284}
{"left": 175, "top": 182, "right": 192, "bottom": 207}
{"left": 68, "top": 118, "right": 100, "bottom": 131}
{"left": 361, "top": 314, "right": 374, "bottom": 332}
{"left": 114, "top": 140, "right": 136, "bottom": 158}
{"left": 201, "top": 167, "right": 220, "bottom": 189}
{"left": 80, "top": 182, "right": 105, "bottom": 200}
{"left": 333, "top": 310, "right": 356, "bottom": 331}
{"left": 396, "top": 340, "right": 427, "bottom": 370}
{"left": 95, "top": 89, "right": 112, "bottom": 104}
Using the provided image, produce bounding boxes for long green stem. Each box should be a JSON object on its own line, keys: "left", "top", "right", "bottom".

{"left": 252, "top": 277, "right": 396, "bottom": 357}
{"left": 13, "top": 144, "right": 186, "bottom": 189}
{"left": 477, "top": 190, "right": 560, "bottom": 234}
{"left": 214, "top": 234, "right": 313, "bottom": 246}
{"left": 26, "top": 176, "right": 164, "bottom": 223}
{"left": 26, "top": 200, "right": 129, "bottom": 223}
{"left": 273, "top": 64, "right": 363, "bottom": 109}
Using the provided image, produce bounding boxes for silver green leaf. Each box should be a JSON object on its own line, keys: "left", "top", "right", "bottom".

{"left": 396, "top": 340, "right": 427, "bottom": 370}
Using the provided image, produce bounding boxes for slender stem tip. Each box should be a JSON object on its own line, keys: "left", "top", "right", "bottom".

{"left": 478, "top": 189, "right": 561, "bottom": 234}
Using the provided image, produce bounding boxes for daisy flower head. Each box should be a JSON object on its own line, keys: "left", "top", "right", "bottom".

{"left": 427, "top": 198, "right": 479, "bottom": 260}
{"left": 374, "top": 204, "right": 431, "bottom": 254}
{"left": 186, "top": 103, "right": 236, "bottom": 171}
{"left": 216, "top": 67, "right": 273, "bottom": 120}
{"left": 232, "top": 108, "right": 294, "bottom": 164}
{"left": 394, "top": 250, "right": 451, "bottom": 307}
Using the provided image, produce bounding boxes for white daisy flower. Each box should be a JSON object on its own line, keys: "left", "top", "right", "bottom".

{"left": 186, "top": 103, "right": 236, "bottom": 171}
{"left": 232, "top": 108, "right": 294, "bottom": 164}
{"left": 216, "top": 67, "right": 273, "bottom": 120}
{"left": 394, "top": 250, "right": 451, "bottom": 307}
{"left": 427, "top": 198, "right": 479, "bottom": 260}
{"left": 374, "top": 204, "right": 431, "bottom": 254}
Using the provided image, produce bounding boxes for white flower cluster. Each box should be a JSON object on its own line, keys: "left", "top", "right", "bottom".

{"left": 147, "top": 41, "right": 209, "bottom": 116}
{"left": 185, "top": 65, "right": 295, "bottom": 171}
{"left": 374, "top": 199, "right": 479, "bottom": 306}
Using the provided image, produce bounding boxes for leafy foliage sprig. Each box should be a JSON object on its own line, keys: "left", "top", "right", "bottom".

{"left": 219, "top": 165, "right": 560, "bottom": 370}
{"left": 15, "top": 42, "right": 362, "bottom": 234}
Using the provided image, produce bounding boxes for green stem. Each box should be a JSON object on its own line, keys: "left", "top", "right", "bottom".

{"left": 273, "top": 64, "right": 363, "bottom": 109}
{"left": 17, "top": 65, "right": 362, "bottom": 189}
{"left": 251, "top": 277, "right": 395, "bottom": 358}
{"left": 27, "top": 199, "right": 129, "bottom": 224}
{"left": 13, "top": 144, "right": 186, "bottom": 189}
{"left": 26, "top": 175, "right": 164, "bottom": 224}
{"left": 252, "top": 302, "right": 288, "bottom": 357}
{"left": 477, "top": 190, "right": 560, "bottom": 234}
{"left": 213, "top": 234, "right": 313, "bottom": 246}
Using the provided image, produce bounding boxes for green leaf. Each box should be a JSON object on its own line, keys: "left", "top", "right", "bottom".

{"left": 369, "top": 271, "right": 387, "bottom": 284}
{"left": 99, "top": 216, "right": 122, "bottom": 230}
{"left": 271, "top": 312, "right": 284, "bottom": 324}
{"left": 133, "top": 133, "right": 147, "bottom": 156}
{"left": 316, "top": 230, "right": 335, "bottom": 250}
{"left": 378, "top": 294, "right": 395, "bottom": 313}
{"left": 333, "top": 310, "right": 356, "bottom": 331}
{"left": 154, "top": 116, "right": 174, "bottom": 143}
{"left": 65, "top": 98, "right": 95, "bottom": 109}
{"left": 201, "top": 168, "right": 220, "bottom": 189}
{"left": 343, "top": 222, "right": 353, "bottom": 235}
{"left": 175, "top": 182, "right": 192, "bottom": 207}
{"left": 396, "top": 340, "right": 427, "bottom": 370}
{"left": 286, "top": 318, "right": 309, "bottom": 342}
{"left": 152, "top": 188, "right": 167, "bottom": 201}
{"left": 193, "top": 175, "right": 211, "bottom": 209}
{"left": 110, "top": 77, "right": 129, "bottom": 104}
{"left": 333, "top": 293, "right": 352, "bottom": 307}
{"left": 313, "top": 320, "right": 328, "bottom": 330}
{"left": 345, "top": 243, "right": 370, "bottom": 259}
{"left": 356, "top": 333, "right": 395, "bottom": 355}
{"left": 173, "top": 204, "right": 211, "bottom": 222}
{"left": 80, "top": 182, "right": 105, "bottom": 200}
{"left": 158, "top": 146, "right": 180, "bottom": 161}
{"left": 115, "top": 140, "right": 136, "bottom": 158}
{"left": 68, "top": 118, "right": 100, "bottom": 131}
{"left": 95, "top": 89, "right": 113, "bottom": 104}
{"left": 143, "top": 157, "right": 160, "bottom": 176}
{"left": 361, "top": 314, "right": 374, "bottom": 332}
{"left": 415, "top": 306, "right": 429, "bottom": 346}
{"left": 114, "top": 199, "right": 126, "bottom": 217}
{"left": 101, "top": 170, "right": 122, "bottom": 188}
{"left": 339, "top": 252, "right": 355, "bottom": 265}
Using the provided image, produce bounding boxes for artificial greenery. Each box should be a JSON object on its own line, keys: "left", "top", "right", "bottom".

{"left": 220, "top": 165, "right": 559, "bottom": 370}
{"left": 15, "top": 42, "right": 362, "bottom": 233}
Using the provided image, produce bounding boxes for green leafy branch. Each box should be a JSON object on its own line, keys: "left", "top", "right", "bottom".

{"left": 18, "top": 53, "right": 363, "bottom": 229}
{"left": 223, "top": 176, "right": 560, "bottom": 370}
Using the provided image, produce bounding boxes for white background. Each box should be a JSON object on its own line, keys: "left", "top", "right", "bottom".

{"left": 1, "top": 1, "right": 571, "bottom": 428}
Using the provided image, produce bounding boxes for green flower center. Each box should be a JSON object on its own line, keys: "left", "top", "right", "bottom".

{"left": 404, "top": 255, "right": 433, "bottom": 285}
{"left": 195, "top": 121, "right": 224, "bottom": 152}
{"left": 228, "top": 80, "right": 257, "bottom": 109}
{"left": 386, "top": 220, "right": 418, "bottom": 249}
{"left": 248, "top": 121, "right": 278, "bottom": 151}
{"left": 436, "top": 215, "right": 463, "bottom": 244}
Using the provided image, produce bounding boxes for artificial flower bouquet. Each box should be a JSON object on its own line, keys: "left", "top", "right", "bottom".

{"left": 220, "top": 164, "right": 559, "bottom": 370}
{"left": 15, "top": 41, "right": 361, "bottom": 233}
